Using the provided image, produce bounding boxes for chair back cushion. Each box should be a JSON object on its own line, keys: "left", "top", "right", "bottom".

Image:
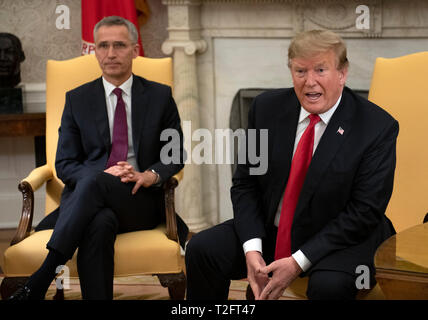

{"left": 44, "top": 55, "right": 173, "bottom": 214}
{"left": 368, "top": 51, "right": 428, "bottom": 232}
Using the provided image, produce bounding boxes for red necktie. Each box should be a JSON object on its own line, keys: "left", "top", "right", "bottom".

{"left": 274, "top": 114, "right": 321, "bottom": 260}
{"left": 106, "top": 88, "right": 128, "bottom": 169}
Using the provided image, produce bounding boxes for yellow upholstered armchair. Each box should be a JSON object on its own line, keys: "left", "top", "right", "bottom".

{"left": 0, "top": 55, "right": 186, "bottom": 300}
{"left": 368, "top": 51, "right": 428, "bottom": 233}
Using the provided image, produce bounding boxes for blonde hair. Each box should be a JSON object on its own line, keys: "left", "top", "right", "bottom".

{"left": 288, "top": 30, "right": 349, "bottom": 70}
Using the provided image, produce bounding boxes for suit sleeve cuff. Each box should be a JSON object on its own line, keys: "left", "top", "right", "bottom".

{"left": 292, "top": 250, "right": 312, "bottom": 272}
{"left": 149, "top": 169, "right": 163, "bottom": 187}
{"left": 243, "top": 238, "right": 263, "bottom": 255}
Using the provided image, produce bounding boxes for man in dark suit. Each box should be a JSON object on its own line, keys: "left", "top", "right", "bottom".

{"left": 185, "top": 30, "right": 398, "bottom": 300}
{"left": 9, "top": 16, "right": 187, "bottom": 300}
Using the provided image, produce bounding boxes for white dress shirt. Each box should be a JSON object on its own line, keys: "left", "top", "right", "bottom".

{"left": 243, "top": 95, "right": 342, "bottom": 272}
{"left": 102, "top": 75, "right": 139, "bottom": 171}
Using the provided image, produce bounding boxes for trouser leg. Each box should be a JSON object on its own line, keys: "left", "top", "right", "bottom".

{"left": 185, "top": 220, "right": 247, "bottom": 300}
{"left": 77, "top": 208, "right": 119, "bottom": 300}
{"left": 306, "top": 269, "right": 358, "bottom": 300}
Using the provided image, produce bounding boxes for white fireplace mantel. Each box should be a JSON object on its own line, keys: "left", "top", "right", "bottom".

{"left": 162, "top": 0, "right": 428, "bottom": 231}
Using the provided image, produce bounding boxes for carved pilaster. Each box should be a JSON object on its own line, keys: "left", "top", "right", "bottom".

{"left": 162, "top": 0, "right": 209, "bottom": 232}
{"left": 162, "top": 39, "right": 207, "bottom": 56}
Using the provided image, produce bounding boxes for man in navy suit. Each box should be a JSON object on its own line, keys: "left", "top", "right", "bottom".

{"left": 9, "top": 16, "right": 187, "bottom": 300}
{"left": 185, "top": 30, "right": 398, "bottom": 300}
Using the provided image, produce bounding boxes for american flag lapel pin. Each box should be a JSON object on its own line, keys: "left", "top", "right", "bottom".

{"left": 337, "top": 126, "right": 344, "bottom": 135}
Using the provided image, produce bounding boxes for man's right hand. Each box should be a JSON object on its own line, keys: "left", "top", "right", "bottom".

{"left": 104, "top": 162, "right": 133, "bottom": 178}
{"left": 245, "top": 251, "right": 269, "bottom": 300}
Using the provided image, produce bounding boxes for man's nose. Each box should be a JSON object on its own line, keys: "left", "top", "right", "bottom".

{"left": 107, "top": 45, "right": 116, "bottom": 57}
{"left": 305, "top": 71, "right": 317, "bottom": 86}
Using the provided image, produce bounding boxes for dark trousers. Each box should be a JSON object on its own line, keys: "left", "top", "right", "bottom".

{"left": 185, "top": 219, "right": 358, "bottom": 300}
{"left": 46, "top": 172, "right": 163, "bottom": 299}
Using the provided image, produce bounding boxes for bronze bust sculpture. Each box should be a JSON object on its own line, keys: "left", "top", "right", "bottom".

{"left": 0, "top": 33, "right": 25, "bottom": 113}
{"left": 0, "top": 33, "right": 26, "bottom": 88}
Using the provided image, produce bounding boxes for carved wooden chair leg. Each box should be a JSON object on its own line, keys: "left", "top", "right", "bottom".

{"left": 53, "top": 288, "right": 65, "bottom": 300}
{"left": 157, "top": 272, "right": 186, "bottom": 300}
{"left": 0, "top": 276, "right": 29, "bottom": 300}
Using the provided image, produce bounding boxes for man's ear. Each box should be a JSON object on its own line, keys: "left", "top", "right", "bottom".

{"left": 339, "top": 66, "right": 348, "bottom": 86}
{"left": 133, "top": 44, "right": 140, "bottom": 58}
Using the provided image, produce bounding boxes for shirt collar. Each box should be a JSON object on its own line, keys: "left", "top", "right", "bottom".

{"left": 102, "top": 74, "right": 133, "bottom": 97}
{"left": 298, "top": 94, "right": 342, "bottom": 125}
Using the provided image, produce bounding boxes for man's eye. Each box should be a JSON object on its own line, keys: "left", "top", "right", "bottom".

{"left": 114, "top": 43, "right": 126, "bottom": 49}
{"left": 98, "top": 43, "right": 108, "bottom": 48}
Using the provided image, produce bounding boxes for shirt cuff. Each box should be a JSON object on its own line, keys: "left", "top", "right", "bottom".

{"left": 292, "top": 250, "right": 312, "bottom": 272}
{"left": 243, "top": 238, "right": 263, "bottom": 255}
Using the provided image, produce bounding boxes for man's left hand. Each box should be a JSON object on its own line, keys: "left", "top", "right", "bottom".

{"left": 258, "top": 256, "right": 302, "bottom": 300}
{"left": 116, "top": 161, "right": 159, "bottom": 194}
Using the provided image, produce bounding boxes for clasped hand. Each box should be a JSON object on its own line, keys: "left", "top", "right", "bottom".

{"left": 246, "top": 251, "right": 302, "bottom": 300}
{"left": 104, "top": 161, "right": 158, "bottom": 194}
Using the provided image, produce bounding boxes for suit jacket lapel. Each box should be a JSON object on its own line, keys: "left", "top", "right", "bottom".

{"left": 274, "top": 90, "right": 301, "bottom": 184}
{"left": 294, "top": 89, "right": 355, "bottom": 220}
{"left": 92, "top": 78, "right": 111, "bottom": 153}
{"left": 267, "top": 90, "right": 301, "bottom": 224}
{"left": 131, "top": 75, "right": 150, "bottom": 160}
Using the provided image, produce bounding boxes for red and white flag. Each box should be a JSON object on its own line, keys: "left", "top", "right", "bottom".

{"left": 81, "top": 0, "right": 149, "bottom": 56}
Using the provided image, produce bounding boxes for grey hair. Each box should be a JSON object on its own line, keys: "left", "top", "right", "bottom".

{"left": 93, "top": 16, "right": 138, "bottom": 44}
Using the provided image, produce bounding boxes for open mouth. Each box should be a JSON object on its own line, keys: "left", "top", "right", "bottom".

{"left": 305, "top": 92, "right": 322, "bottom": 101}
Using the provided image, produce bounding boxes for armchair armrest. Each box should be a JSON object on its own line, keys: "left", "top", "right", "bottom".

{"left": 21, "top": 164, "right": 53, "bottom": 192}
{"left": 173, "top": 170, "right": 183, "bottom": 183}
{"left": 163, "top": 171, "right": 183, "bottom": 242}
{"left": 11, "top": 165, "right": 54, "bottom": 246}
